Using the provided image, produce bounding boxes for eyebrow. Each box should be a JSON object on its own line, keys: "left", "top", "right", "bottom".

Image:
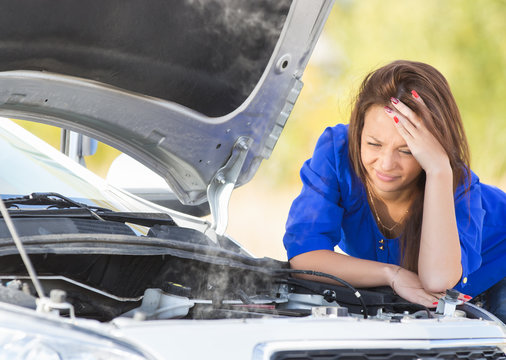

{"left": 365, "top": 135, "right": 409, "bottom": 148}
{"left": 367, "top": 135, "right": 382, "bottom": 143}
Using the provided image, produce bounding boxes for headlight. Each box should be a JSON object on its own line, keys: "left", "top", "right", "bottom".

{"left": 0, "top": 305, "right": 152, "bottom": 360}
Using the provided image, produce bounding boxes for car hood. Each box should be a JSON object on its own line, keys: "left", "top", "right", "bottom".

{"left": 0, "top": 0, "right": 333, "bottom": 211}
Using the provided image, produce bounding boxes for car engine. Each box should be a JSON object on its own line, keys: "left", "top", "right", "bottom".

{"left": 0, "top": 248, "right": 497, "bottom": 324}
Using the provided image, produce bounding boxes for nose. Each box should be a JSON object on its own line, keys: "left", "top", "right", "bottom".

{"left": 379, "top": 149, "right": 397, "bottom": 171}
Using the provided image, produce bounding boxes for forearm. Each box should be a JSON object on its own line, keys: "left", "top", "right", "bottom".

{"left": 418, "top": 166, "right": 462, "bottom": 291}
{"left": 289, "top": 249, "right": 399, "bottom": 288}
{"left": 290, "top": 249, "right": 446, "bottom": 307}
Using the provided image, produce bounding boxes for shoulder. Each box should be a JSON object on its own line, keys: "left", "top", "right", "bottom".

{"left": 312, "top": 124, "right": 349, "bottom": 163}
{"left": 319, "top": 123, "right": 349, "bottom": 144}
{"left": 310, "top": 123, "right": 364, "bottom": 208}
{"left": 455, "top": 170, "right": 480, "bottom": 201}
{"left": 455, "top": 170, "right": 506, "bottom": 202}
{"left": 455, "top": 170, "right": 506, "bottom": 224}
{"left": 478, "top": 180, "right": 506, "bottom": 226}
{"left": 308, "top": 124, "right": 351, "bottom": 179}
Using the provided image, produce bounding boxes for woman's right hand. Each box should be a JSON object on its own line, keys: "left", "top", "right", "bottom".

{"left": 390, "top": 266, "right": 445, "bottom": 307}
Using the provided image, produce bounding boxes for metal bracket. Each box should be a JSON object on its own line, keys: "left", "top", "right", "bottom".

{"left": 207, "top": 136, "right": 253, "bottom": 235}
{"left": 60, "top": 129, "right": 98, "bottom": 167}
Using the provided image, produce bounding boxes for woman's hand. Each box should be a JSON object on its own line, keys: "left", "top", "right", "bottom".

{"left": 384, "top": 91, "right": 450, "bottom": 176}
{"left": 391, "top": 266, "right": 473, "bottom": 307}
{"left": 390, "top": 266, "right": 445, "bottom": 307}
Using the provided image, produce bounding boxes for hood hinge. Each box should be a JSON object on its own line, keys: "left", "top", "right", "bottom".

{"left": 207, "top": 136, "right": 253, "bottom": 236}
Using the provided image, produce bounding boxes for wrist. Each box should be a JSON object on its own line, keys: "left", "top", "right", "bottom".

{"left": 424, "top": 158, "right": 452, "bottom": 178}
{"left": 384, "top": 265, "right": 402, "bottom": 288}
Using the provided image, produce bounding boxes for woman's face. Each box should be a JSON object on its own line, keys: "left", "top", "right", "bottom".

{"left": 360, "top": 104, "right": 423, "bottom": 197}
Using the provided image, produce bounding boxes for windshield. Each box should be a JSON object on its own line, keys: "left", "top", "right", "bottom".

{"left": 0, "top": 119, "right": 157, "bottom": 212}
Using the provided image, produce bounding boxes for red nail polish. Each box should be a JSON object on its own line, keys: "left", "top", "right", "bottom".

{"left": 411, "top": 90, "right": 419, "bottom": 99}
{"left": 463, "top": 295, "right": 472, "bottom": 300}
{"left": 390, "top": 97, "right": 399, "bottom": 104}
{"left": 393, "top": 116, "right": 399, "bottom": 124}
{"left": 432, "top": 301, "right": 439, "bottom": 306}
{"left": 384, "top": 106, "right": 393, "bottom": 113}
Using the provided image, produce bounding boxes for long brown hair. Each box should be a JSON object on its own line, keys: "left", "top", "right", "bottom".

{"left": 348, "top": 60, "right": 470, "bottom": 272}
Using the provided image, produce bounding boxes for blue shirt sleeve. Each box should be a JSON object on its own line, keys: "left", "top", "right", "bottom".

{"left": 454, "top": 173, "right": 485, "bottom": 289}
{"left": 283, "top": 126, "right": 346, "bottom": 259}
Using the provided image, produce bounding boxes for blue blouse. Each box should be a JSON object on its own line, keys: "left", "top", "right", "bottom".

{"left": 283, "top": 124, "right": 506, "bottom": 297}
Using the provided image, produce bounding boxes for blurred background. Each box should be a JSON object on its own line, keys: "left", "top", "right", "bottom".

{"left": 17, "top": 0, "right": 506, "bottom": 260}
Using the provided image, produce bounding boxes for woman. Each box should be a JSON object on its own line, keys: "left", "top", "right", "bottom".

{"left": 283, "top": 60, "right": 506, "bottom": 321}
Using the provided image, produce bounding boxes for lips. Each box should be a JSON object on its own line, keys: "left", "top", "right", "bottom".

{"left": 375, "top": 170, "right": 400, "bottom": 182}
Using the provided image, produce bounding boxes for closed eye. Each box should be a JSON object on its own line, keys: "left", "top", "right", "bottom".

{"left": 367, "top": 142, "right": 381, "bottom": 147}
{"left": 400, "top": 149, "right": 412, "bottom": 155}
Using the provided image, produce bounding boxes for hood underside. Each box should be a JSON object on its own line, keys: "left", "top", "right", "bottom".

{"left": 0, "top": 0, "right": 334, "bottom": 205}
{"left": 0, "top": 0, "right": 290, "bottom": 117}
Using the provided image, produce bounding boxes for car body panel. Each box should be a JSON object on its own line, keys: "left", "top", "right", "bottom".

{"left": 1, "top": 301, "right": 505, "bottom": 360}
{"left": 113, "top": 317, "right": 506, "bottom": 360}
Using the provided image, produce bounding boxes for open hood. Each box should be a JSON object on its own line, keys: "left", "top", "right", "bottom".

{"left": 0, "top": 0, "right": 333, "bottom": 213}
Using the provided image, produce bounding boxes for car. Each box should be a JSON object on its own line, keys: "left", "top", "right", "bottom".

{"left": 0, "top": 1, "right": 505, "bottom": 359}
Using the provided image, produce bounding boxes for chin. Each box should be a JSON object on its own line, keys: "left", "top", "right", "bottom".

{"left": 370, "top": 178, "right": 405, "bottom": 193}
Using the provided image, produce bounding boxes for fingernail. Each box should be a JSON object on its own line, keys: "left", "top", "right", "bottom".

{"left": 463, "top": 295, "right": 472, "bottom": 300}
{"left": 393, "top": 116, "right": 399, "bottom": 124}
{"left": 411, "top": 90, "right": 419, "bottom": 99}
{"left": 432, "top": 301, "right": 439, "bottom": 306}
{"left": 384, "top": 106, "right": 393, "bottom": 113}
{"left": 390, "top": 97, "right": 399, "bottom": 104}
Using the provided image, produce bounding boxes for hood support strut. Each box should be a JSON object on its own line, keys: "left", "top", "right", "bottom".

{"left": 207, "top": 136, "right": 253, "bottom": 235}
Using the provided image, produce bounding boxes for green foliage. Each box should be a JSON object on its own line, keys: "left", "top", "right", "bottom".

{"left": 263, "top": 0, "right": 506, "bottom": 188}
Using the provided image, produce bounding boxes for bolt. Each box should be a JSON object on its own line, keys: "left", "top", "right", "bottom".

{"left": 216, "top": 174, "right": 226, "bottom": 184}
{"left": 50, "top": 289, "right": 67, "bottom": 303}
{"left": 237, "top": 139, "right": 248, "bottom": 151}
{"left": 22, "top": 283, "right": 31, "bottom": 295}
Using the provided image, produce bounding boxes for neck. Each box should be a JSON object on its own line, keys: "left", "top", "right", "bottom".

{"left": 366, "top": 180, "right": 417, "bottom": 237}
{"left": 366, "top": 178, "right": 418, "bottom": 206}
{"left": 375, "top": 187, "right": 415, "bottom": 205}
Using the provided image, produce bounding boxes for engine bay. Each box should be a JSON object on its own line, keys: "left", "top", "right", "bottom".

{"left": 0, "top": 211, "right": 498, "bottom": 324}
{"left": 0, "top": 251, "right": 495, "bottom": 324}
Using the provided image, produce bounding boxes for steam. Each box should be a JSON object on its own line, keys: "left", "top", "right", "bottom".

{"left": 184, "top": 0, "right": 292, "bottom": 98}
{"left": 185, "top": 0, "right": 290, "bottom": 40}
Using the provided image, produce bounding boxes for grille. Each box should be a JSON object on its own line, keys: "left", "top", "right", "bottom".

{"left": 271, "top": 347, "right": 506, "bottom": 360}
